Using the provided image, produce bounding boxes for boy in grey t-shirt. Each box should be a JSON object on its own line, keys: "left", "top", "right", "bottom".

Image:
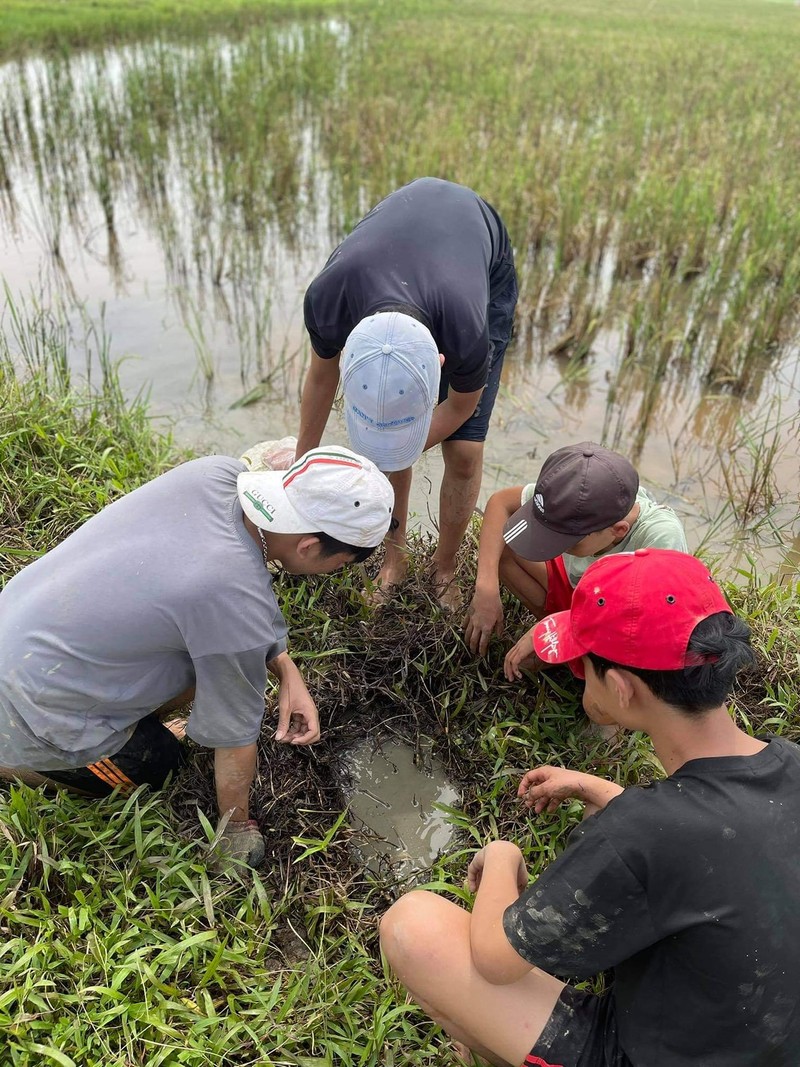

{"left": 464, "top": 442, "right": 687, "bottom": 681}
{"left": 0, "top": 446, "right": 393, "bottom": 866}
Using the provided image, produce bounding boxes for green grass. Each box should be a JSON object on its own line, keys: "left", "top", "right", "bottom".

{"left": 0, "top": 0, "right": 353, "bottom": 58}
{"left": 0, "top": 296, "right": 180, "bottom": 576}
{"left": 2, "top": 323, "right": 799, "bottom": 1064}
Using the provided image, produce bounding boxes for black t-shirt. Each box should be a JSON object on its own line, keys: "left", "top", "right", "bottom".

{"left": 503, "top": 738, "right": 800, "bottom": 1066}
{"left": 303, "top": 177, "right": 513, "bottom": 393}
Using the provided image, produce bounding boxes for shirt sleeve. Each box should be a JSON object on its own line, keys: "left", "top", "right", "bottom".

{"left": 303, "top": 284, "right": 346, "bottom": 359}
{"left": 502, "top": 817, "right": 659, "bottom": 978}
{"left": 520, "top": 482, "right": 536, "bottom": 506}
{"left": 633, "top": 509, "right": 688, "bottom": 553}
{"left": 444, "top": 325, "right": 491, "bottom": 393}
{"left": 185, "top": 647, "right": 273, "bottom": 748}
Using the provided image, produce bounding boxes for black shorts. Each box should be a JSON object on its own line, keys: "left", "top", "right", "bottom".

{"left": 522, "top": 986, "right": 632, "bottom": 1067}
{"left": 42, "top": 714, "right": 186, "bottom": 796}
{"left": 441, "top": 254, "right": 518, "bottom": 443}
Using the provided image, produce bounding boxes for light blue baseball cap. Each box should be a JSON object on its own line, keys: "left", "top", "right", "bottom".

{"left": 341, "top": 312, "right": 441, "bottom": 472}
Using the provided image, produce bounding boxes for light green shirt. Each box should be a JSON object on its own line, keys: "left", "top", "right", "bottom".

{"left": 519, "top": 485, "right": 688, "bottom": 588}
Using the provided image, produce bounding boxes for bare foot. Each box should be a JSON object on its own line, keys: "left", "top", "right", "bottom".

{"left": 163, "top": 718, "right": 188, "bottom": 740}
{"left": 451, "top": 1042, "right": 488, "bottom": 1066}
{"left": 363, "top": 559, "right": 409, "bottom": 607}
{"left": 0, "top": 766, "right": 95, "bottom": 797}
{"left": 0, "top": 765, "right": 51, "bottom": 788}
{"left": 435, "top": 570, "right": 464, "bottom": 613}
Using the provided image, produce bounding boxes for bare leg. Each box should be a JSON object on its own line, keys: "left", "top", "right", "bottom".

{"left": 498, "top": 549, "right": 549, "bottom": 618}
{"left": 155, "top": 685, "right": 194, "bottom": 739}
{"left": 434, "top": 439, "right": 484, "bottom": 609}
{"left": 380, "top": 890, "right": 564, "bottom": 1067}
{"left": 370, "top": 466, "right": 413, "bottom": 601}
{"left": 155, "top": 685, "right": 195, "bottom": 716}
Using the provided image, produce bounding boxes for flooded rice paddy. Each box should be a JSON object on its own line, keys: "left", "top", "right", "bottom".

{"left": 1, "top": 15, "right": 798, "bottom": 580}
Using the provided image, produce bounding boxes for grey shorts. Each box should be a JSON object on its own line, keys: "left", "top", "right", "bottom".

{"left": 521, "top": 986, "right": 632, "bottom": 1067}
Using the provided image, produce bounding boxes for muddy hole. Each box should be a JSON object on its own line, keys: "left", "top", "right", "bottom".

{"left": 340, "top": 737, "right": 460, "bottom": 881}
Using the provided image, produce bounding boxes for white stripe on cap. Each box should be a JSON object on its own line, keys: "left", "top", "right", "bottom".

{"left": 504, "top": 519, "right": 528, "bottom": 543}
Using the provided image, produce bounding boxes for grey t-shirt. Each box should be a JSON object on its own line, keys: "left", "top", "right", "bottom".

{"left": 0, "top": 457, "right": 287, "bottom": 770}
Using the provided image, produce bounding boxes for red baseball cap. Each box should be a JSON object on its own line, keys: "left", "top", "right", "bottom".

{"left": 532, "top": 549, "right": 732, "bottom": 678}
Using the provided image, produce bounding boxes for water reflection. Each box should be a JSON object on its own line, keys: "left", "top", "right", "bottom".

{"left": 0, "top": 21, "right": 797, "bottom": 573}
{"left": 341, "top": 739, "right": 459, "bottom": 881}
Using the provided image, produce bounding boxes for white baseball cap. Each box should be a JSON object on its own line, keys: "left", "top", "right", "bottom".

{"left": 237, "top": 446, "right": 394, "bottom": 548}
{"left": 341, "top": 311, "right": 441, "bottom": 472}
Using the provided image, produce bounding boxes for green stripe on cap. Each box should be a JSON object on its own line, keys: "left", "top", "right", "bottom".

{"left": 243, "top": 490, "right": 274, "bottom": 521}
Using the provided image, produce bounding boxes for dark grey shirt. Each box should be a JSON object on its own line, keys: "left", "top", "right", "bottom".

{"left": 0, "top": 457, "right": 287, "bottom": 769}
{"left": 304, "top": 177, "right": 513, "bottom": 393}
{"left": 503, "top": 738, "right": 800, "bottom": 1065}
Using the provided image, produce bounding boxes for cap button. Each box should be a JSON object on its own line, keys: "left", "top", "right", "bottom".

{"left": 634, "top": 548, "right": 649, "bottom": 556}
{"left": 381, "top": 344, "right": 392, "bottom": 354}
{"left": 582, "top": 448, "right": 594, "bottom": 457}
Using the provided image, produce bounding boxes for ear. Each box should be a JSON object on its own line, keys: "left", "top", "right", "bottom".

{"left": 606, "top": 668, "right": 635, "bottom": 711}
{"left": 438, "top": 353, "right": 445, "bottom": 366}
{"left": 610, "top": 519, "right": 631, "bottom": 540}
{"left": 294, "top": 534, "right": 322, "bottom": 559}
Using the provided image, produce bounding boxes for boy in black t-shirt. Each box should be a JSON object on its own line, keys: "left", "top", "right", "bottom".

{"left": 297, "top": 177, "right": 518, "bottom": 608}
{"left": 380, "top": 549, "right": 800, "bottom": 1066}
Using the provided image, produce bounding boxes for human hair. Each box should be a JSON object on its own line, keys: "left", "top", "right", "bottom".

{"left": 313, "top": 531, "right": 377, "bottom": 564}
{"left": 377, "top": 302, "right": 430, "bottom": 328}
{"left": 586, "top": 612, "right": 756, "bottom": 714}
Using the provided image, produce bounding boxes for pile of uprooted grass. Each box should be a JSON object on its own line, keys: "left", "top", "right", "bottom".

{"left": 172, "top": 537, "right": 595, "bottom": 893}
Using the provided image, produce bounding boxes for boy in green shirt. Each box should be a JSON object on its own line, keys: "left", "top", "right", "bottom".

{"left": 464, "top": 442, "right": 687, "bottom": 679}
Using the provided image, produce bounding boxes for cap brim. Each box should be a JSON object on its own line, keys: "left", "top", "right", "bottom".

{"left": 237, "top": 471, "right": 310, "bottom": 533}
{"left": 344, "top": 404, "right": 432, "bottom": 473}
{"left": 502, "top": 502, "right": 583, "bottom": 561}
{"left": 532, "top": 610, "right": 588, "bottom": 669}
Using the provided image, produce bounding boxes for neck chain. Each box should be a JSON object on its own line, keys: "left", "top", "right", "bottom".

{"left": 257, "top": 528, "right": 270, "bottom": 570}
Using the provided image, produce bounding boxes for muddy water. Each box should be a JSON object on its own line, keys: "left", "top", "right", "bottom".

{"left": 341, "top": 739, "right": 459, "bottom": 879}
{"left": 0, "top": 32, "right": 798, "bottom": 576}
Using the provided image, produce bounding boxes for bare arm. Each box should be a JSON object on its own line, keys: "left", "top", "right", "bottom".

{"left": 465, "top": 486, "right": 524, "bottom": 655}
{"left": 214, "top": 742, "right": 258, "bottom": 821}
{"left": 296, "top": 349, "right": 341, "bottom": 457}
{"left": 519, "top": 767, "right": 625, "bottom": 819}
{"left": 267, "top": 651, "right": 320, "bottom": 744}
{"left": 423, "top": 386, "right": 483, "bottom": 451}
{"left": 475, "top": 486, "right": 524, "bottom": 595}
{"left": 468, "top": 840, "right": 533, "bottom": 985}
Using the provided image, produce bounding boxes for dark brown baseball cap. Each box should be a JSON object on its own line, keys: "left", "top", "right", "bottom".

{"left": 502, "top": 442, "right": 639, "bottom": 561}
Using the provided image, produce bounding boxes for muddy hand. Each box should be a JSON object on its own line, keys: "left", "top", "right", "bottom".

{"left": 276, "top": 679, "right": 320, "bottom": 744}
{"left": 464, "top": 590, "right": 504, "bottom": 656}
{"left": 518, "top": 766, "right": 585, "bottom": 813}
